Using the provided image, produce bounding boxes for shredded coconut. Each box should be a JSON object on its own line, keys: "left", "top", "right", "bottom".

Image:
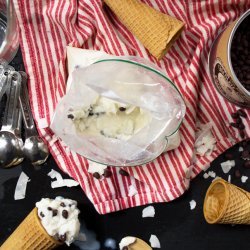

{"left": 241, "top": 176, "right": 248, "bottom": 183}
{"left": 149, "top": 235, "right": 161, "bottom": 248}
{"left": 189, "top": 200, "right": 196, "bottom": 210}
{"left": 142, "top": 206, "right": 155, "bottom": 218}
{"left": 195, "top": 123, "right": 216, "bottom": 156}
{"left": 14, "top": 172, "right": 30, "bottom": 200}
{"left": 128, "top": 185, "right": 138, "bottom": 197}
{"left": 221, "top": 160, "right": 235, "bottom": 174}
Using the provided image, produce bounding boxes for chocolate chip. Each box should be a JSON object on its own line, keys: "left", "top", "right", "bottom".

{"left": 237, "top": 109, "right": 247, "bottom": 118}
{"left": 235, "top": 118, "right": 242, "bottom": 124}
{"left": 241, "top": 140, "right": 248, "bottom": 147}
{"left": 103, "top": 169, "right": 112, "bottom": 178}
{"left": 240, "top": 130, "right": 246, "bottom": 139}
{"left": 62, "top": 210, "right": 68, "bottom": 219}
{"left": 241, "top": 150, "right": 250, "bottom": 159}
{"left": 60, "top": 202, "right": 66, "bottom": 207}
{"left": 59, "top": 233, "right": 67, "bottom": 242}
{"left": 93, "top": 172, "right": 101, "bottom": 179}
{"left": 52, "top": 209, "right": 58, "bottom": 217}
{"left": 119, "top": 169, "right": 129, "bottom": 176}
{"left": 244, "top": 160, "right": 250, "bottom": 169}
{"left": 119, "top": 107, "right": 126, "bottom": 112}
{"left": 67, "top": 114, "right": 74, "bottom": 119}
{"left": 231, "top": 112, "right": 239, "bottom": 119}
{"left": 88, "top": 111, "right": 94, "bottom": 116}
{"left": 122, "top": 247, "right": 129, "bottom": 250}
{"left": 40, "top": 212, "right": 45, "bottom": 218}
{"left": 47, "top": 207, "right": 52, "bottom": 211}
{"left": 230, "top": 122, "right": 239, "bottom": 128}
{"left": 238, "top": 123, "right": 245, "bottom": 130}
{"left": 225, "top": 153, "right": 234, "bottom": 160}
{"left": 234, "top": 169, "right": 241, "bottom": 178}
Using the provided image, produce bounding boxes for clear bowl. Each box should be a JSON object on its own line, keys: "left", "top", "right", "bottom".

{"left": 51, "top": 56, "right": 186, "bottom": 166}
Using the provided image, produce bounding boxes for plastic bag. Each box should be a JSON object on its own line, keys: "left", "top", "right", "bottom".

{"left": 51, "top": 56, "right": 186, "bottom": 166}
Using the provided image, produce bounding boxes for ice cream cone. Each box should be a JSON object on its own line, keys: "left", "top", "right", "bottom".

{"left": 0, "top": 208, "right": 61, "bottom": 250}
{"left": 104, "top": 0, "right": 185, "bottom": 60}
{"left": 203, "top": 179, "right": 250, "bottom": 224}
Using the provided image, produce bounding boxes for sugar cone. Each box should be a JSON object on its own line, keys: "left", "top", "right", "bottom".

{"left": 203, "top": 179, "right": 250, "bottom": 224}
{"left": 0, "top": 208, "right": 61, "bottom": 250}
{"left": 129, "top": 237, "right": 152, "bottom": 250}
{"left": 104, "top": 0, "right": 185, "bottom": 60}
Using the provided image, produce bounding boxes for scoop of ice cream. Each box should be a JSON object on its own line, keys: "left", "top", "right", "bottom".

{"left": 36, "top": 197, "right": 80, "bottom": 246}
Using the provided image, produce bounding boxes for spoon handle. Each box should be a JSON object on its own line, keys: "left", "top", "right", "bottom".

{"left": 1, "top": 72, "right": 21, "bottom": 132}
{"left": 0, "top": 65, "right": 15, "bottom": 103}
{"left": 19, "top": 71, "right": 37, "bottom": 137}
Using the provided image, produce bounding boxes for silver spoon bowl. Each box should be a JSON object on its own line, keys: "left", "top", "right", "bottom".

{"left": 0, "top": 130, "right": 21, "bottom": 168}
{"left": 23, "top": 136, "right": 49, "bottom": 165}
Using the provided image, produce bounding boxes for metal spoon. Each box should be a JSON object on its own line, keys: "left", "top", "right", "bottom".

{"left": 0, "top": 71, "right": 23, "bottom": 168}
{"left": 12, "top": 107, "right": 24, "bottom": 165}
{"left": 19, "top": 71, "right": 49, "bottom": 165}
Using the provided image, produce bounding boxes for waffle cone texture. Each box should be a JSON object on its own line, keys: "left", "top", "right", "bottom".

{"left": 104, "top": 0, "right": 185, "bottom": 60}
{"left": 0, "top": 208, "right": 61, "bottom": 250}
{"left": 203, "top": 179, "right": 250, "bottom": 224}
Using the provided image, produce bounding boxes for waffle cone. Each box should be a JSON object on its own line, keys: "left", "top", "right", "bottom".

{"left": 104, "top": 0, "right": 185, "bottom": 60}
{"left": 203, "top": 179, "right": 250, "bottom": 224}
{"left": 0, "top": 208, "right": 61, "bottom": 250}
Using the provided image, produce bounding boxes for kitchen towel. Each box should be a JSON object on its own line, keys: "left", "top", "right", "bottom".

{"left": 13, "top": 0, "right": 250, "bottom": 214}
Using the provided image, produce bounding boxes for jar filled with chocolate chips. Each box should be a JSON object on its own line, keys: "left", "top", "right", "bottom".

{"left": 231, "top": 15, "right": 250, "bottom": 92}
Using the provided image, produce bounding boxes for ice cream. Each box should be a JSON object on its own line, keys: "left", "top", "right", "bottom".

{"left": 67, "top": 96, "right": 152, "bottom": 141}
{"left": 36, "top": 197, "right": 80, "bottom": 246}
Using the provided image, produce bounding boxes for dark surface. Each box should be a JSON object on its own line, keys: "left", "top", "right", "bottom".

{"left": 0, "top": 50, "right": 250, "bottom": 250}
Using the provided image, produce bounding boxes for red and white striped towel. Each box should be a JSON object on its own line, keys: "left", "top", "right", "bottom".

{"left": 13, "top": 0, "right": 250, "bottom": 214}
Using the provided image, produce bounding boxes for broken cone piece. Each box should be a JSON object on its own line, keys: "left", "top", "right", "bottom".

{"left": 104, "top": 0, "right": 185, "bottom": 60}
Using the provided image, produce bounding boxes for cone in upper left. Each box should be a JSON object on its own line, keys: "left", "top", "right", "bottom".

{"left": 0, "top": 208, "right": 60, "bottom": 250}
{"left": 104, "top": 0, "right": 185, "bottom": 60}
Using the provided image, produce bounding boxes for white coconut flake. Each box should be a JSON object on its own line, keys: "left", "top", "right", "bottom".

{"left": 239, "top": 147, "right": 244, "bottom": 152}
{"left": 149, "top": 235, "right": 161, "bottom": 248}
{"left": 14, "top": 172, "right": 30, "bottom": 200}
{"left": 51, "top": 179, "right": 79, "bottom": 188}
{"left": 189, "top": 200, "right": 196, "bottom": 210}
{"left": 48, "top": 169, "right": 64, "bottom": 184}
{"left": 48, "top": 169, "right": 79, "bottom": 188}
{"left": 228, "top": 175, "right": 231, "bottom": 183}
{"left": 220, "top": 160, "right": 235, "bottom": 174}
{"left": 208, "top": 171, "right": 216, "bottom": 178}
{"left": 88, "top": 160, "right": 107, "bottom": 175}
{"left": 241, "top": 176, "right": 248, "bottom": 183}
{"left": 119, "top": 236, "right": 136, "bottom": 250}
{"left": 195, "top": 124, "right": 216, "bottom": 156}
{"left": 203, "top": 173, "right": 209, "bottom": 179}
{"left": 128, "top": 184, "right": 138, "bottom": 197}
{"left": 142, "top": 206, "right": 155, "bottom": 218}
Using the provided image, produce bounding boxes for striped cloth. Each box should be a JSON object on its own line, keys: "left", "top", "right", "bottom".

{"left": 13, "top": 0, "right": 250, "bottom": 214}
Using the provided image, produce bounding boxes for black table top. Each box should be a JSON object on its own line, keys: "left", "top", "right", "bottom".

{"left": 1, "top": 50, "right": 250, "bottom": 250}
